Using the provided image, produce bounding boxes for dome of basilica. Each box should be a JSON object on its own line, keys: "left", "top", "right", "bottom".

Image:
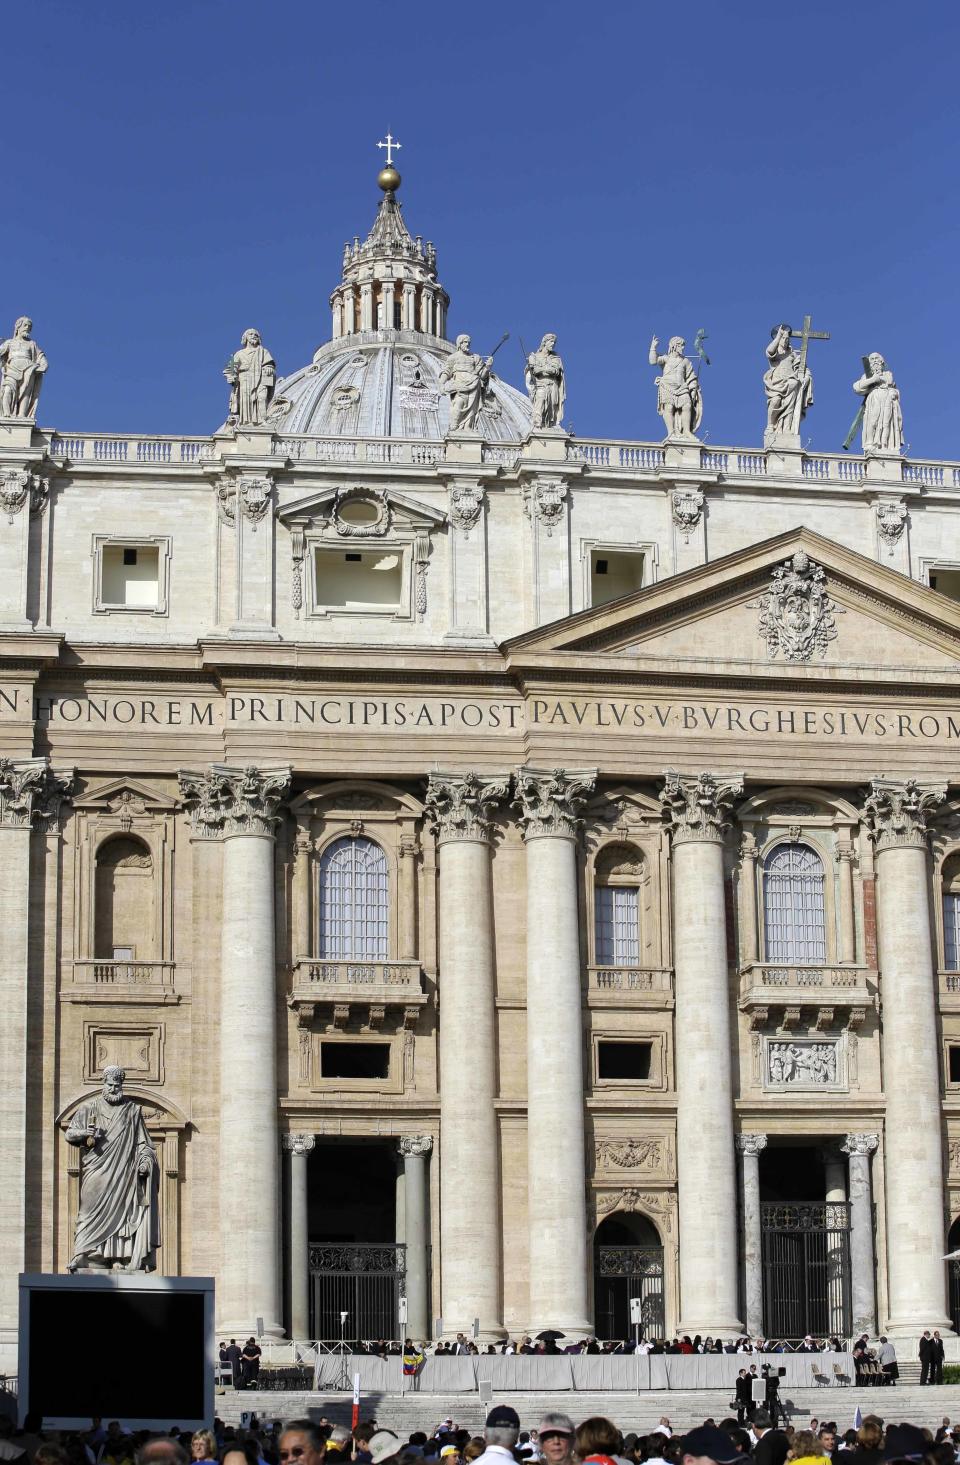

{"left": 264, "top": 158, "right": 532, "bottom": 442}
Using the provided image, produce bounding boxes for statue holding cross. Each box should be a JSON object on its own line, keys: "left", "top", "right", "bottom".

{"left": 763, "top": 315, "right": 829, "bottom": 446}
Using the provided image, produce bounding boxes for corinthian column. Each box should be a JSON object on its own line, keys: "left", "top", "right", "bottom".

{"left": 514, "top": 766, "right": 597, "bottom": 1332}
{"left": 426, "top": 772, "right": 509, "bottom": 1337}
{"left": 284, "top": 1132, "right": 315, "bottom": 1340}
{"left": 864, "top": 778, "right": 950, "bottom": 1330}
{"left": 0, "top": 760, "right": 72, "bottom": 1369}
{"left": 661, "top": 770, "right": 744, "bottom": 1334}
{"left": 180, "top": 763, "right": 291, "bottom": 1337}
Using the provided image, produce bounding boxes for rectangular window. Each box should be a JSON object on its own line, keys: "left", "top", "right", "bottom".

{"left": 315, "top": 548, "right": 403, "bottom": 610}
{"left": 320, "top": 1042, "right": 391, "bottom": 1080}
{"left": 928, "top": 566, "right": 960, "bottom": 604}
{"left": 597, "top": 1040, "right": 652, "bottom": 1081}
{"left": 945, "top": 893, "right": 960, "bottom": 970}
{"left": 595, "top": 886, "right": 640, "bottom": 965}
{"left": 590, "top": 549, "right": 644, "bottom": 608}
{"left": 100, "top": 544, "right": 161, "bottom": 609}
{"left": 949, "top": 1046, "right": 960, "bottom": 1085}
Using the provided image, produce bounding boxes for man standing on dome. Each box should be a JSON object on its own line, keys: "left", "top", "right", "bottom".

{"left": 440, "top": 334, "right": 493, "bottom": 432}
{"left": 525, "top": 333, "right": 565, "bottom": 429}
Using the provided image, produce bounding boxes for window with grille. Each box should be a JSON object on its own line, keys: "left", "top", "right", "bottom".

{"left": 763, "top": 843, "right": 826, "bottom": 964}
{"left": 944, "top": 892, "right": 960, "bottom": 970}
{"left": 594, "top": 846, "right": 642, "bottom": 965}
{"left": 318, "top": 836, "right": 389, "bottom": 959}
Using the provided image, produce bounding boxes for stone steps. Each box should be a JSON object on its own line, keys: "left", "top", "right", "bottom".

{"left": 216, "top": 1383, "right": 960, "bottom": 1434}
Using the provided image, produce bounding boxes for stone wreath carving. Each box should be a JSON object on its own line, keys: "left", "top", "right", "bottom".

{"left": 749, "top": 551, "right": 841, "bottom": 662}
{"left": 332, "top": 487, "right": 391, "bottom": 537}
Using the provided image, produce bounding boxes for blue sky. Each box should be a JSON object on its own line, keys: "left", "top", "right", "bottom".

{"left": 5, "top": 0, "right": 959, "bottom": 454}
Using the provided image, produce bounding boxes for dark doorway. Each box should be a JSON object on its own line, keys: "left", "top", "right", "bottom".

{"left": 949, "top": 1217, "right": 960, "bottom": 1334}
{"left": 759, "top": 1143, "right": 850, "bottom": 1340}
{"left": 593, "top": 1212, "right": 664, "bottom": 1341}
{"left": 306, "top": 1140, "right": 404, "bottom": 1341}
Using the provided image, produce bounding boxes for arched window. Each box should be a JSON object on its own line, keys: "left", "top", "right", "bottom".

{"left": 318, "top": 836, "right": 389, "bottom": 960}
{"left": 943, "top": 855, "right": 960, "bottom": 970}
{"left": 763, "top": 843, "right": 826, "bottom": 964}
{"left": 594, "top": 845, "right": 642, "bottom": 966}
{"left": 94, "top": 835, "right": 154, "bottom": 960}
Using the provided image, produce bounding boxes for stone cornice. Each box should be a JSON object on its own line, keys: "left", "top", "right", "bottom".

{"left": 513, "top": 766, "right": 596, "bottom": 840}
{"left": 660, "top": 770, "right": 744, "bottom": 845}
{"left": 424, "top": 771, "right": 510, "bottom": 844}
{"left": 863, "top": 778, "right": 945, "bottom": 851}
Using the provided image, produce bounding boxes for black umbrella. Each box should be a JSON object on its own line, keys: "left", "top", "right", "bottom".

{"left": 536, "top": 1329, "right": 565, "bottom": 1341}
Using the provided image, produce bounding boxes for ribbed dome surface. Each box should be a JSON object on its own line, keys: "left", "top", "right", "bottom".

{"left": 270, "top": 330, "right": 531, "bottom": 441}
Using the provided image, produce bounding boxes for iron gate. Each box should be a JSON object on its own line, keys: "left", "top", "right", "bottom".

{"left": 309, "top": 1243, "right": 406, "bottom": 1341}
{"left": 594, "top": 1246, "right": 664, "bottom": 1340}
{"left": 761, "top": 1202, "right": 850, "bottom": 1340}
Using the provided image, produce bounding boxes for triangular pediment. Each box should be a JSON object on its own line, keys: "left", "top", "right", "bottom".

{"left": 505, "top": 528, "right": 960, "bottom": 683}
{"left": 279, "top": 484, "right": 446, "bottom": 530}
{"left": 74, "top": 776, "right": 178, "bottom": 812}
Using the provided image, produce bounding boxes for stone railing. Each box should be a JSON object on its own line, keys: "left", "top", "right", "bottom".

{"left": 739, "top": 963, "right": 874, "bottom": 1031}
{"left": 566, "top": 438, "right": 960, "bottom": 487}
{"left": 295, "top": 958, "right": 421, "bottom": 990}
{"left": 587, "top": 965, "right": 672, "bottom": 994}
{"left": 46, "top": 433, "right": 213, "bottom": 464}
{"left": 750, "top": 965, "right": 865, "bottom": 987}
{"left": 568, "top": 440, "right": 665, "bottom": 470}
{"left": 64, "top": 959, "right": 178, "bottom": 1002}
{"left": 277, "top": 436, "right": 446, "bottom": 465}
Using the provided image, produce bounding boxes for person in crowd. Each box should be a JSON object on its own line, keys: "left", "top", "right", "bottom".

{"left": 752, "top": 1411, "right": 789, "bottom": 1465}
{"left": 538, "top": 1416, "right": 575, "bottom": 1465}
{"left": 817, "top": 1429, "right": 838, "bottom": 1462}
{"left": 460, "top": 1446, "right": 484, "bottom": 1465}
{"left": 734, "top": 1370, "right": 752, "bottom": 1427}
{"left": 876, "top": 1337, "right": 898, "bottom": 1385}
{"left": 786, "top": 1431, "right": 828, "bottom": 1465}
{"left": 190, "top": 1435, "right": 216, "bottom": 1464}
{"left": 99, "top": 1426, "right": 134, "bottom": 1465}
{"left": 224, "top": 1340, "right": 243, "bottom": 1391}
{"left": 323, "top": 1431, "right": 352, "bottom": 1465}
{"left": 678, "top": 1425, "right": 742, "bottom": 1465}
{"left": 277, "top": 1423, "right": 325, "bottom": 1465}
{"left": 468, "top": 1408, "right": 520, "bottom": 1465}
{"left": 222, "top": 1444, "right": 260, "bottom": 1465}
{"left": 362, "top": 1436, "right": 402, "bottom": 1465}
{"left": 573, "top": 1419, "right": 621, "bottom": 1465}
{"left": 0, "top": 1419, "right": 26, "bottom": 1465}
{"left": 932, "top": 1330, "right": 946, "bottom": 1385}
{"left": 240, "top": 1339, "right": 262, "bottom": 1390}
{"left": 841, "top": 1419, "right": 883, "bottom": 1465}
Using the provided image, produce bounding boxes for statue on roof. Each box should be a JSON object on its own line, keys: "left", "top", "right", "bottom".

{"left": 764, "top": 324, "right": 813, "bottom": 442}
{"left": 439, "top": 334, "right": 493, "bottom": 433}
{"left": 0, "top": 316, "right": 47, "bottom": 420}
{"left": 525, "top": 333, "right": 566, "bottom": 430}
{"left": 648, "top": 335, "right": 702, "bottom": 439}
{"left": 224, "top": 328, "right": 276, "bottom": 427}
{"left": 853, "top": 353, "right": 903, "bottom": 455}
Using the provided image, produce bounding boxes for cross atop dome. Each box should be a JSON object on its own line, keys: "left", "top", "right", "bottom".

{"left": 329, "top": 142, "right": 449, "bottom": 340}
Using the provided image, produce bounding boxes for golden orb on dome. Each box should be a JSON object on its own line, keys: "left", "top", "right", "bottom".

{"left": 377, "top": 165, "right": 401, "bottom": 193}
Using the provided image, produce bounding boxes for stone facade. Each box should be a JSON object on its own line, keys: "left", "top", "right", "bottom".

{"left": 6, "top": 167, "right": 960, "bottom": 1365}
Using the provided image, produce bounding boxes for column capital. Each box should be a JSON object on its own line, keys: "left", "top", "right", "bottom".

{"left": 398, "top": 1134, "right": 433, "bottom": 1158}
{"left": 863, "top": 778, "right": 945, "bottom": 852}
{"left": 736, "top": 1133, "right": 768, "bottom": 1157}
{"left": 283, "top": 1133, "right": 315, "bottom": 1156}
{"left": 660, "top": 770, "right": 744, "bottom": 846}
{"left": 513, "top": 766, "right": 596, "bottom": 840}
{"left": 842, "top": 1132, "right": 879, "bottom": 1157}
{"left": 0, "top": 757, "right": 75, "bottom": 832}
{"left": 425, "top": 771, "right": 510, "bottom": 844}
{"left": 179, "top": 763, "right": 292, "bottom": 838}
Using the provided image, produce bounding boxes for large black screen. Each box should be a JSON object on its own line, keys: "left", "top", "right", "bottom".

{"left": 26, "top": 1288, "right": 206, "bottom": 1423}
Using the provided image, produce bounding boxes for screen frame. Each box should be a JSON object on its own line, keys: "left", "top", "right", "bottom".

{"left": 18, "top": 1272, "right": 215, "bottom": 1430}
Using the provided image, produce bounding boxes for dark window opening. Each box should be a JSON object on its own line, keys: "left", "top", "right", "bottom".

{"left": 949, "top": 1046, "right": 960, "bottom": 1084}
{"left": 320, "top": 1042, "right": 390, "bottom": 1079}
{"left": 596, "top": 558, "right": 609, "bottom": 575}
{"left": 122, "top": 547, "right": 138, "bottom": 566}
{"left": 345, "top": 552, "right": 362, "bottom": 562}
{"left": 597, "top": 1040, "right": 651, "bottom": 1081}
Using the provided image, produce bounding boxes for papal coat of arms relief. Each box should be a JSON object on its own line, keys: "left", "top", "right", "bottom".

{"left": 749, "top": 551, "right": 841, "bottom": 662}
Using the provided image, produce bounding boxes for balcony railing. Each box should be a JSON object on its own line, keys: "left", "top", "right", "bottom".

{"left": 47, "top": 434, "right": 214, "bottom": 464}
{"left": 739, "top": 963, "right": 874, "bottom": 1031}
{"left": 750, "top": 965, "right": 865, "bottom": 988}
{"left": 587, "top": 966, "right": 673, "bottom": 1003}
{"left": 64, "top": 959, "right": 178, "bottom": 1003}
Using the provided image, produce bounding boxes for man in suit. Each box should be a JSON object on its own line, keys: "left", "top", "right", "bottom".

{"left": 224, "top": 1338, "right": 243, "bottom": 1391}
{"left": 932, "top": 1331, "right": 946, "bottom": 1385}
{"left": 734, "top": 1369, "right": 752, "bottom": 1425}
{"left": 752, "top": 1411, "right": 789, "bottom": 1465}
{"left": 920, "top": 1331, "right": 934, "bottom": 1386}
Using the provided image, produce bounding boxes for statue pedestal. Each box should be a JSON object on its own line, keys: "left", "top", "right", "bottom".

{"left": 765, "top": 439, "right": 805, "bottom": 478}
{"left": 865, "top": 452, "right": 904, "bottom": 485}
{"left": 444, "top": 430, "right": 484, "bottom": 464}
{"left": 218, "top": 425, "right": 276, "bottom": 458}
{"left": 663, "top": 437, "right": 702, "bottom": 471}
{"left": 0, "top": 417, "right": 40, "bottom": 453}
{"left": 522, "top": 427, "right": 569, "bottom": 462}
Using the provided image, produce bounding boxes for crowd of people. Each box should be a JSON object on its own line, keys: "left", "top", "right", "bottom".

{"left": 4, "top": 1405, "right": 960, "bottom": 1465}
{"left": 332, "top": 1338, "right": 850, "bottom": 1360}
